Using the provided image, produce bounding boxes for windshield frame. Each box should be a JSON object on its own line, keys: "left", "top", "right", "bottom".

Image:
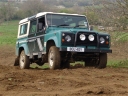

{"left": 46, "top": 13, "right": 89, "bottom": 29}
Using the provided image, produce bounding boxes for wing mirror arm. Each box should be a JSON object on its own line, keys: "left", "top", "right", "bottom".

{"left": 90, "top": 26, "right": 93, "bottom": 31}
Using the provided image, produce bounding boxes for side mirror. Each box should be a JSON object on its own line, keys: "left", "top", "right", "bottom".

{"left": 90, "top": 26, "right": 93, "bottom": 31}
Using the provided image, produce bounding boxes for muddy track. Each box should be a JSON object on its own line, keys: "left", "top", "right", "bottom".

{"left": 0, "top": 46, "right": 128, "bottom": 96}
{"left": 0, "top": 65, "right": 128, "bottom": 96}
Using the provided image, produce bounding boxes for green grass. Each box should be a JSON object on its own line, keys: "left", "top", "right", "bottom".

{"left": 107, "top": 60, "right": 128, "bottom": 68}
{"left": 30, "top": 63, "right": 49, "bottom": 69}
{"left": 30, "top": 62, "right": 84, "bottom": 69}
{"left": 0, "top": 20, "right": 19, "bottom": 45}
{"left": 110, "top": 31, "right": 128, "bottom": 42}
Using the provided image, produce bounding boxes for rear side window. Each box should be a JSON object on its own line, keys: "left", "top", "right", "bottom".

{"left": 20, "top": 24, "right": 28, "bottom": 35}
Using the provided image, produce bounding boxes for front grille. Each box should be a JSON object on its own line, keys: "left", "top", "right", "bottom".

{"left": 75, "top": 32, "right": 97, "bottom": 46}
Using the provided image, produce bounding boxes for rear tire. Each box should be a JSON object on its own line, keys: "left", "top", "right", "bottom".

{"left": 19, "top": 50, "right": 30, "bottom": 69}
{"left": 48, "top": 46, "right": 60, "bottom": 70}
{"left": 97, "top": 53, "right": 107, "bottom": 69}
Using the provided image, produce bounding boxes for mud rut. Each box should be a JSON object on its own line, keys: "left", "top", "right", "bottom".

{"left": 0, "top": 46, "right": 128, "bottom": 96}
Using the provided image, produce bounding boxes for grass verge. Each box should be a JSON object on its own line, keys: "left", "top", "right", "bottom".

{"left": 0, "top": 20, "right": 19, "bottom": 45}
{"left": 107, "top": 60, "right": 128, "bottom": 68}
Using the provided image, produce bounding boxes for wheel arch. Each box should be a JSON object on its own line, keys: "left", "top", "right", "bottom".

{"left": 46, "top": 40, "right": 56, "bottom": 53}
{"left": 19, "top": 47, "right": 24, "bottom": 56}
{"left": 14, "top": 47, "right": 25, "bottom": 66}
{"left": 18, "top": 45, "right": 29, "bottom": 56}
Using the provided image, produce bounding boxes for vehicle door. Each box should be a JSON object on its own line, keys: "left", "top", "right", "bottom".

{"left": 28, "top": 19, "right": 37, "bottom": 54}
{"left": 34, "top": 16, "right": 46, "bottom": 53}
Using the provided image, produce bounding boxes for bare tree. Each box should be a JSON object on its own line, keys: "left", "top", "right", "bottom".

{"left": 20, "top": 0, "right": 45, "bottom": 17}
{"left": 0, "top": 2, "right": 15, "bottom": 23}
{"left": 116, "top": 0, "right": 128, "bottom": 19}
{"left": 97, "top": 0, "right": 128, "bottom": 30}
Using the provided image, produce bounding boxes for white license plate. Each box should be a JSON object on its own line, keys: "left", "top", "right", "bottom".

{"left": 67, "top": 47, "right": 84, "bottom": 52}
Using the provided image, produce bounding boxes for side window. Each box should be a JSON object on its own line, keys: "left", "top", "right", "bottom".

{"left": 38, "top": 17, "right": 45, "bottom": 32}
{"left": 20, "top": 24, "right": 28, "bottom": 35}
{"left": 29, "top": 20, "right": 37, "bottom": 34}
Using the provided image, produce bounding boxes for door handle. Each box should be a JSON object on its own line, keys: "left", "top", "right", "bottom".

{"left": 28, "top": 39, "right": 36, "bottom": 42}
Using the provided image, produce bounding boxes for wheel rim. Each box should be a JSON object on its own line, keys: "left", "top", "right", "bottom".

{"left": 49, "top": 51, "right": 54, "bottom": 67}
{"left": 20, "top": 52, "right": 25, "bottom": 68}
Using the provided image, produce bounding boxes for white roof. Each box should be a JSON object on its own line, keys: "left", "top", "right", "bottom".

{"left": 19, "top": 12, "right": 85, "bottom": 24}
{"left": 19, "top": 18, "right": 28, "bottom": 24}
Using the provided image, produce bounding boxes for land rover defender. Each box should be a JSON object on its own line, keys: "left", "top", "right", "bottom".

{"left": 14, "top": 12, "right": 112, "bottom": 69}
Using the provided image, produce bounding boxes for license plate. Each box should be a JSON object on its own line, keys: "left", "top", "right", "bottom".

{"left": 67, "top": 47, "right": 84, "bottom": 52}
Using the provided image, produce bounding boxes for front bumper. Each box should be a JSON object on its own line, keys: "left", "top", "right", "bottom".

{"left": 59, "top": 47, "right": 112, "bottom": 53}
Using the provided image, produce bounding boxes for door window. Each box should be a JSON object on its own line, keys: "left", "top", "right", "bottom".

{"left": 29, "top": 20, "right": 37, "bottom": 34}
{"left": 38, "top": 17, "right": 45, "bottom": 32}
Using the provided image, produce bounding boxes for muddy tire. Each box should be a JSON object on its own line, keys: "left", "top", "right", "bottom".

{"left": 48, "top": 46, "right": 60, "bottom": 70}
{"left": 19, "top": 50, "right": 30, "bottom": 69}
{"left": 14, "top": 57, "right": 19, "bottom": 66}
{"left": 97, "top": 53, "right": 107, "bottom": 69}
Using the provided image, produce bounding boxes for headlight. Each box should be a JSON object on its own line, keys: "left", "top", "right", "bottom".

{"left": 100, "top": 37, "right": 105, "bottom": 44}
{"left": 80, "top": 34, "right": 86, "bottom": 41}
{"left": 88, "top": 34, "right": 94, "bottom": 41}
{"left": 65, "top": 35, "right": 71, "bottom": 42}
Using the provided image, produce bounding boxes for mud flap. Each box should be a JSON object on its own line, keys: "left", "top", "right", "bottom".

{"left": 14, "top": 57, "right": 19, "bottom": 66}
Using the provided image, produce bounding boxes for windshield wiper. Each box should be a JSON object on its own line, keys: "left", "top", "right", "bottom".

{"left": 57, "top": 24, "right": 69, "bottom": 27}
{"left": 48, "top": 25, "right": 58, "bottom": 27}
{"left": 74, "top": 25, "right": 86, "bottom": 28}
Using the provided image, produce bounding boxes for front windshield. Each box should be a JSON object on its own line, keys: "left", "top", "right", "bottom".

{"left": 46, "top": 14, "right": 88, "bottom": 29}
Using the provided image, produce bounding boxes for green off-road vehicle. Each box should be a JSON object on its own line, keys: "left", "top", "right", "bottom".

{"left": 14, "top": 12, "right": 112, "bottom": 69}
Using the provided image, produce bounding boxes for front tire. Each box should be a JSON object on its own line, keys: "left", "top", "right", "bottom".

{"left": 48, "top": 46, "right": 60, "bottom": 70}
{"left": 97, "top": 53, "right": 107, "bottom": 69}
{"left": 19, "top": 50, "right": 30, "bottom": 69}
